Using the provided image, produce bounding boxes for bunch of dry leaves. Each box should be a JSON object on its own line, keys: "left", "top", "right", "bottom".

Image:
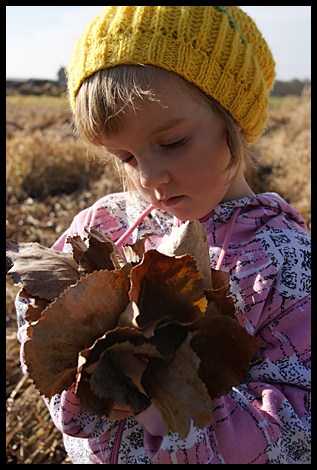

{"left": 6, "top": 220, "right": 260, "bottom": 439}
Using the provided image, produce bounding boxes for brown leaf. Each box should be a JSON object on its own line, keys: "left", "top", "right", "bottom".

{"left": 67, "top": 227, "right": 126, "bottom": 274}
{"left": 117, "top": 301, "right": 165, "bottom": 338}
{"left": 77, "top": 329, "right": 160, "bottom": 416}
{"left": 204, "top": 279, "right": 236, "bottom": 320}
{"left": 209, "top": 267, "right": 232, "bottom": 291}
{"left": 76, "top": 323, "right": 188, "bottom": 415}
{"left": 65, "top": 235, "right": 88, "bottom": 267}
{"left": 6, "top": 239, "right": 79, "bottom": 301}
{"left": 18, "top": 289, "right": 49, "bottom": 323}
{"left": 24, "top": 267, "right": 130, "bottom": 398}
{"left": 139, "top": 314, "right": 260, "bottom": 438}
{"left": 189, "top": 315, "right": 261, "bottom": 399}
{"left": 143, "top": 322, "right": 189, "bottom": 359}
{"left": 116, "top": 301, "right": 136, "bottom": 328}
{"left": 79, "top": 349, "right": 151, "bottom": 416}
{"left": 129, "top": 250, "right": 207, "bottom": 329}
{"left": 142, "top": 334, "right": 213, "bottom": 438}
{"left": 157, "top": 221, "right": 212, "bottom": 289}
{"left": 78, "top": 326, "right": 156, "bottom": 368}
{"left": 123, "top": 233, "right": 154, "bottom": 264}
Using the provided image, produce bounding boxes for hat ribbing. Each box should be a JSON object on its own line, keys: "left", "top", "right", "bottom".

{"left": 67, "top": 6, "right": 275, "bottom": 143}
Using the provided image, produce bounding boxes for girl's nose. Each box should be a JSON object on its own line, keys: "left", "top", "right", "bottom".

{"left": 139, "top": 160, "right": 170, "bottom": 189}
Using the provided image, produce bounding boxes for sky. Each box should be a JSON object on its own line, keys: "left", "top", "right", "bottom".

{"left": 6, "top": 6, "right": 311, "bottom": 82}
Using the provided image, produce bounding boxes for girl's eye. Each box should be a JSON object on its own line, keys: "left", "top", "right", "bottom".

{"left": 121, "top": 155, "right": 135, "bottom": 165}
{"left": 161, "top": 138, "right": 187, "bottom": 150}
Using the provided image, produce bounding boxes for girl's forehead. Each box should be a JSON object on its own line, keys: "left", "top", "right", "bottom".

{"left": 123, "top": 79, "right": 212, "bottom": 119}
{"left": 116, "top": 90, "right": 212, "bottom": 130}
{"left": 104, "top": 105, "right": 189, "bottom": 146}
{"left": 126, "top": 67, "right": 209, "bottom": 109}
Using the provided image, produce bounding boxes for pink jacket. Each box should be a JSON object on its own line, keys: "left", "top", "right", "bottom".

{"left": 16, "top": 191, "right": 311, "bottom": 464}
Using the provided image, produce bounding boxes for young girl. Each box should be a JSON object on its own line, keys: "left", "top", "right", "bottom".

{"left": 16, "top": 6, "right": 310, "bottom": 464}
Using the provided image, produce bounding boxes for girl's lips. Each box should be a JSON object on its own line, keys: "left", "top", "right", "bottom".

{"left": 160, "top": 195, "right": 185, "bottom": 208}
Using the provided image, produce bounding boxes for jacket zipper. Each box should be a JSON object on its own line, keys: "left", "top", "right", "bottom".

{"left": 110, "top": 418, "right": 126, "bottom": 464}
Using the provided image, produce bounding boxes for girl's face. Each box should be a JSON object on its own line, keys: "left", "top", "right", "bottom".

{"left": 102, "top": 81, "right": 252, "bottom": 221}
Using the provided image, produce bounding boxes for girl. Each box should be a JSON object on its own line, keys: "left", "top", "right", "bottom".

{"left": 16, "top": 6, "right": 310, "bottom": 464}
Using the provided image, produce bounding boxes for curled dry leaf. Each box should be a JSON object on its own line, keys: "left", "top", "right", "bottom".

{"left": 77, "top": 328, "right": 159, "bottom": 417}
{"left": 7, "top": 221, "right": 262, "bottom": 438}
{"left": 130, "top": 250, "right": 207, "bottom": 329}
{"left": 77, "top": 322, "right": 190, "bottom": 421}
{"left": 142, "top": 333, "right": 213, "bottom": 439}
{"left": 67, "top": 226, "right": 126, "bottom": 273}
{"left": 157, "top": 220, "right": 212, "bottom": 288}
{"left": 19, "top": 288, "right": 50, "bottom": 323}
{"left": 188, "top": 316, "right": 261, "bottom": 399}
{"left": 6, "top": 239, "right": 79, "bottom": 301}
{"left": 123, "top": 233, "right": 154, "bottom": 264}
{"left": 24, "top": 268, "right": 130, "bottom": 398}
{"left": 204, "top": 272, "right": 236, "bottom": 320}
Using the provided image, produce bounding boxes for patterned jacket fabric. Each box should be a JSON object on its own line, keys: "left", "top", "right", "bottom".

{"left": 16, "top": 191, "right": 311, "bottom": 464}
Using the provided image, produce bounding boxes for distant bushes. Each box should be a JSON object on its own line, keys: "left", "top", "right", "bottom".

{"left": 271, "top": 79, "right": 311, "bottom": 97}
{"left": 6, "top": 79, "right": 66, "bottom": 97}
{"left": 6, "top": 76, "right": 311, "bottom": 98}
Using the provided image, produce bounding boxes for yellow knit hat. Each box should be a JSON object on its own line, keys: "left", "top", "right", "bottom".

{"left": 67, "top": 6, "right": 276, "bottom": 143}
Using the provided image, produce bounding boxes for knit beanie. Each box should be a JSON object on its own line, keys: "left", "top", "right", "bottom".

{"left": 67, "top": 6, "right": 276, "bottom": 143}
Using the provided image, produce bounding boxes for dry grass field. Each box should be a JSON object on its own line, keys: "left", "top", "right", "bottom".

{"left": 6, "top": 93, "right": 310, "bottom": 464}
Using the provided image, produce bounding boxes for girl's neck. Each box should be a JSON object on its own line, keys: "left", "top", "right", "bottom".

{"left": 221, "top": 175, "right": 255, "bottom": 204}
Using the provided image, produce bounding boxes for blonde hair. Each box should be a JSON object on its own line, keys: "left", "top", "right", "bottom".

{"left": 73, "top": 65, "right": 257, "bottom": 192}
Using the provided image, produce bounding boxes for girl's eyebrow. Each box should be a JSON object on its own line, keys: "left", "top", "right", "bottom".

{"left": 150, "top": 117, "right": 187, "bottom": 136}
